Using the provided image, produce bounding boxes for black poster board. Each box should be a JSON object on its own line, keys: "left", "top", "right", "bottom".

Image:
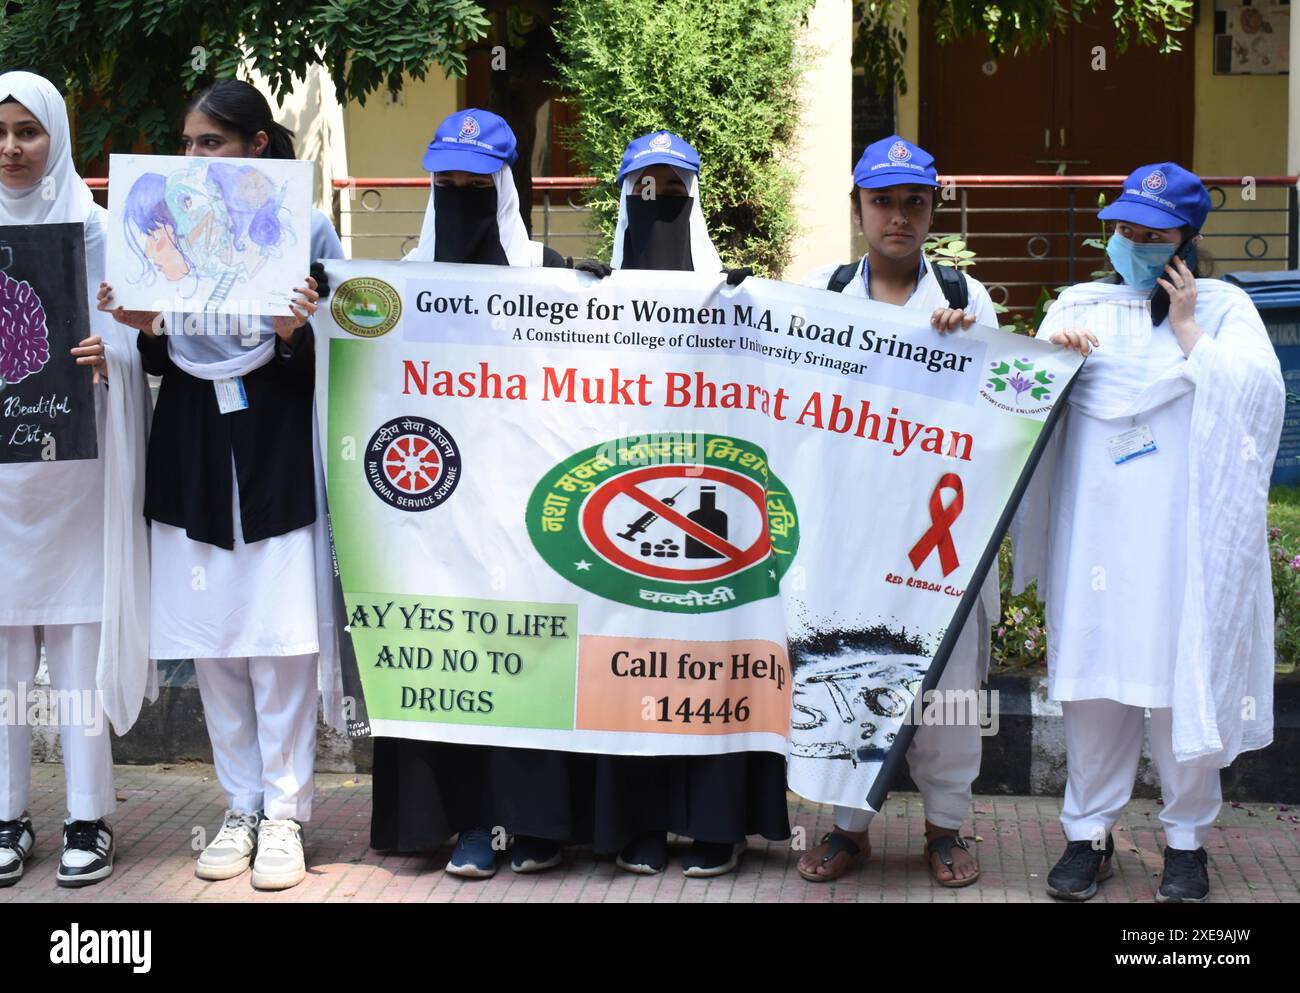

{"left": 0, "top": 222, "right": 97, "bottom": 463}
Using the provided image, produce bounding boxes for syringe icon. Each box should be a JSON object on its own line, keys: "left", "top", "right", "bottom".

{"left": 616, "top": 486, "right": 687, "bottom": 541}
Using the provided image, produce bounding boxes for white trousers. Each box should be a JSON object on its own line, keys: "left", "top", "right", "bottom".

{"left": 0, "top": 623, "right": 116, "bottom": 822}
{"left": 1060, "top": 699, "right": 1221, "bottom": 851}
{"left": 195, "top": 654, "right": 318, "bottom": 822}
{"left": 833, "top": 616, "right": 983, "bottom": 833}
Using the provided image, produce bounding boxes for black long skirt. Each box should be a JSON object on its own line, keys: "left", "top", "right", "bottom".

{"left": 369, "top": 739, "right": 791, "bottom": 854}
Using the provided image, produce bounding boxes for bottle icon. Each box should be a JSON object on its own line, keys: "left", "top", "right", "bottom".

{"left": 685, "top": 485, "right": 728, "bottom": 558}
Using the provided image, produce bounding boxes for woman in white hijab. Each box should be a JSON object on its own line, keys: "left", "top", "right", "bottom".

{"left": 370, "top": 109, "right": 585, "bottom": 881}
{"left": 590, "top": 132, "right": 783, "bottom": 880}
{"left": 1015, "top": 162, "right": 1285, "bottom": 903}
{"left": 0, "top": 71, "right": 151, "bottom": 889}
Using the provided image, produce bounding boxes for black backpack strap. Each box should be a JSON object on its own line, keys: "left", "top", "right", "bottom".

{"left": 826, "top": 262, "right": 859, "bottom": 293}
{"left": 928, "top": 259, "right": 970, "bottom": 311}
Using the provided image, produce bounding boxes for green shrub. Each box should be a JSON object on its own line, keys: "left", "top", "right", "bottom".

{"left": 553, "top": 0, "right": 815, "bottom": 275}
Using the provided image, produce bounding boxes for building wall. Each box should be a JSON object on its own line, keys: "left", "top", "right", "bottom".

{"left": 785, "top": 0, "right": 854, "bottom": 279}
{"left": 891, "top": 5, "right": 1292, "bottom": 276}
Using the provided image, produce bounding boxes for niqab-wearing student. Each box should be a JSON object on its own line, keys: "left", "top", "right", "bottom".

{"left": 591, "top": 132, "right": 787, "bottom": 879}
{"left": 797, "top": 136, "right": 998, "bottom": 888}
{"left": 368, "top": 109, "right": 590, "bottom": 880}
{"left": 0, "top": 70, "right": 152, "bottom": 889}
{"left": 1014, "top": 162, "right": 1284, "bottom": 903}
{"left": 99, "top": 79, "right": 345, "bottom": 891}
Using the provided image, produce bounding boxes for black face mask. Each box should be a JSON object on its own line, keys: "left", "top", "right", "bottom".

{"left": 433, "top": 185, "right": 508, "bottom": 265}
{"left": 621, "top": 194, "right": 694, "bottom": 271}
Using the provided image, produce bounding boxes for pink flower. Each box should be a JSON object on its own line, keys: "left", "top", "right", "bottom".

{"left": 1291, "top": 555, "right": 1300, "bottom": 572}
{"left": 997, "top": 626, "right": 1005, "bottom": 638}
{"left": 1024, "top": 639, "right": 1036, "bottom": 652}
{"left": 1269, "top": 527, "right": 1282, "bottom": 541}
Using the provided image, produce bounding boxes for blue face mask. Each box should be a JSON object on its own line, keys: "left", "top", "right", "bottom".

{"left": 1105, "top": 233, "right": 1176, "bottom": 291}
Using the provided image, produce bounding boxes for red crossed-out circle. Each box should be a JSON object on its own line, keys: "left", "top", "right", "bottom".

{"left": 580, "top": 464, "right": 771, "bottom": 582}
{"left": 383, "top": 434, "right": 444, "bottom": 494}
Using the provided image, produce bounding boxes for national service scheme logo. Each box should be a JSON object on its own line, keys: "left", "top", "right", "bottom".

{"left": 332, "top": 277, "right": 401, "bottom": 338}
{"left": 1143, "top": 169, "right": 1168, "bottom": 195}
{"left": 888, "top": 140, "right": 912, "bottom": 163}
{"left": 364, "top": 416, "right": 462, "bottom": 512}
{"left": 525, "top": 433, "right": 799, "bottom": 613}
{"left": 649, "top": 132, "right": 672, "bottom": 151}
{"left": 459, "top": 115, "right": 481, "bottom": 139}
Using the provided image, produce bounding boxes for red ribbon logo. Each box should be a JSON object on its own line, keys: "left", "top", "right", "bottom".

{"left": 908, "top": 473, "right": 964, "bottom": 576}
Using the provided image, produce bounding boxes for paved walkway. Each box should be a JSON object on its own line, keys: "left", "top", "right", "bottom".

{"left": 4, "top": 763, "right": 1298, "bottom": 903}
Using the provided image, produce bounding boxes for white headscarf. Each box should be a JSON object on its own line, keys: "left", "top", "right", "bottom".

{"left": 610, "top": 167, "right": 722, "bottom": 272}
{"left": 0, "top": 71, "right": 97, "bottom": 225}
{"left": 0, "top": 70, "right": 155, "bottom": 734}
{"left": 405, "top": 164, "right": 534, "bottom": 266}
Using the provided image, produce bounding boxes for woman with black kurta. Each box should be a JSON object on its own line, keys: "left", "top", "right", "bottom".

{"left": 99, "top": 80, "right": 344, "bottom": 891}
{"left": 594, "top": 132, "right": 789, "bottom": 877}
{"left": 368, "top": 109, "right": 592, "bottom": 879}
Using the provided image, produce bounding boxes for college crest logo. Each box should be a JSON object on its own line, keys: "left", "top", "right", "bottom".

{"left": 525, "top": 433, "right": 800, "bottom": 613}
{"left": 888, "top": 140, "right": 912, "bottom": 163}
{"left": 364, "top": 417, "right": 462, "bottom": 512}
{"left": 980, "top": 356, "right": 1055, "bottom": 414}
{"left": 459, "top": 116, "right": 481, "bottom": 139}
{"left": 332, "top": 277, "right": 401, "bottom": 338}
{"left": 1143, "top": 170, "right": 1168, "bottom": 195}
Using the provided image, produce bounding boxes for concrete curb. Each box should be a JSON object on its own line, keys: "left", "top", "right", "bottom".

{"left": 27, "top": 665, "right": 1300, "bottom": 803}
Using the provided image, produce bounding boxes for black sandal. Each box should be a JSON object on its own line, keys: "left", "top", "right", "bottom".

{"left": 798, "top": 831, "right": 868, "bottom": 883}
{"left": 925, "top": 832, "right": 980, "bottom": 888}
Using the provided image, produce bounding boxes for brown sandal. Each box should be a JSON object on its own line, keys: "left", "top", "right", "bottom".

{"left": 925, "top": 832, "right": 980, "bottom": 888}
{"left": 798, "top": 831, "right": 869, "bottom": 883}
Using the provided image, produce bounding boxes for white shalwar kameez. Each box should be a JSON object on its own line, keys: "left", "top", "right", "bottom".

{"left": 1014, "top": 279, "right": 1285, "bottom": 850}
{"left": 0, "top": 71, "right": 152, "bottom": 822}
{"left": 148, "top": 209, "right": 345, "bottom": 823}
{"left": 802, "top": 254, "right": 1001, "bottom": 832}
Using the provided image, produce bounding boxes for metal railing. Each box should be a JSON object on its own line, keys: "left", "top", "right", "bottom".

{"left": 88, "top": 173, "right": 1299, "bottom": 316}
{"left": 921, "top": 175, "right": 1299, "bottom": 313}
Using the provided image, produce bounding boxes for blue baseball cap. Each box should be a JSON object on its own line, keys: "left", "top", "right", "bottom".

{"left": 1098, "top": 162, "right": 1210, "bottom": 231}
{"left": 853, "top": 136, "right": 938, "bottom": 189}
{"left": 617, "top": 131, "right": 701, "bottom": 182}
{"left": 421, "top": 109, "right": 518, "bottom": 174}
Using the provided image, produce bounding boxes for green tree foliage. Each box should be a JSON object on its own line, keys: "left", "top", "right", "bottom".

{"left": 856, "top": 0, "right": 1194, "bottom": 96}
{"left": 0, "top": 1, "right": 490, "bottom": 161}
{"left": 554, "top": 0, "right": 815, "bottom": 276}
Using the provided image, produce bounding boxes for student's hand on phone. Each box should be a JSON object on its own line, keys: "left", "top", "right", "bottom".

{"left": 1048, "top": 328, "right": 1100, "bottom": 357}
{"left": 1156, "top": 255, "right": 1204, "bottom": 356}
{"left": 98, "top": 282, "right": 162, "bottom": 336}
{"left": 273, "top": 276, "right": 320, "bottom": 341}
{"left": 71, "top": 335, "right": 108, "bottom": 385}
{"left": 930, "top": 307, "right": 975, "bottom": 334}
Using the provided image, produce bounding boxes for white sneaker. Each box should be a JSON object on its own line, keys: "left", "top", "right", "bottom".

{"left": 251, "top": 818, "right": 306, "bottom": 891}
{"left": 0, "top": 817, "right": 35, "bottom": 887}
{"left": 196, "top": 809, "right": 262, "bottom": 881}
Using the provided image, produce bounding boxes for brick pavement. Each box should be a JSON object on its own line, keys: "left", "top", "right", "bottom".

{"left": 3, "top": 763, "right": 1297, "bottom": 903}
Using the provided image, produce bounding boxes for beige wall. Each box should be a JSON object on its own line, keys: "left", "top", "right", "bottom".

{"left": 785, "top": 0, "right": 854, "bottom": 278}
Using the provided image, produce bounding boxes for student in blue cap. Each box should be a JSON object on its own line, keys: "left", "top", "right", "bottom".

{"left": 1016, "top": 162, "right": 1285, "bottom": 903}
{"left": 369, "top": 108, "right": 594, "bottom": 881}
{"left": 796, "top": 135, "right": 998, "bottom": 889}
{"left": 581, "top": 131, "right": 782, "bottom": 879}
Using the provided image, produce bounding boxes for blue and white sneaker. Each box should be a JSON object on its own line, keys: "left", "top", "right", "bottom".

{"left": 445, "top": 828, "right": 498, "bottom": 879}
{"left": 0, "top": 817, "right": 34, "bottom": 887}
{"left": 511, "top": 835, "right": 562, "bottom": 874}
